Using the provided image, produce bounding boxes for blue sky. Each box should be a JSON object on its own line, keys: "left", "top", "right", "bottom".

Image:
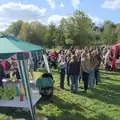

{"left": 0, "top": 0, "right": 120, "bottom": 31}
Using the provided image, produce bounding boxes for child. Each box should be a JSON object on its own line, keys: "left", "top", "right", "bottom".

{"left": 59, "top": 56, "right": 67, "bottom": 90}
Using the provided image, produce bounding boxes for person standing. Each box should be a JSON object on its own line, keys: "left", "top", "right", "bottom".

{"left": 4, "top": 60, "right": 11, "bottom": 78}
{"left": 28, "top": 56, "right": 34, "bottom": 80}
{"left": 81, "top": 50, "right": 90, "bottom": 93}
{"left": 66, "top": 56, "right": 71, "bottom": 86}
{"left": 104, "top": 48, "right": 112, "bottom": 72}
{"left": 59, "top": 56, "right": 67, "bottom": 90}
{"left": 94, "top": 50, "right": 101, "bottom": 85}
{"left": 0, "top": 63, "right": 5, "bottom": 87}
{"left": 88, "top": 50, "right": 95, "bottom": 89}
{"left": 69, "top": 55, "right": 80, "bottom": 93}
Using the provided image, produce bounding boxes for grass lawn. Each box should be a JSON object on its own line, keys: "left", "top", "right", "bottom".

{"left": 0, "top": 69, "right": 120, "bottom": 120}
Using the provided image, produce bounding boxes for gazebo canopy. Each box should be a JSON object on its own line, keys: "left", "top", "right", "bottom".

{"left": 0, "top": 35, "right": 44, "bottom": 120}
{"left": 0, "top": 35, "right": 43, "bottom": 59}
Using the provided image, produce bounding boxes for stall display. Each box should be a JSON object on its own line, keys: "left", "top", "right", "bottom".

{"left": 0, "top": 35, "right": 44, "bottom": 120}
{"left": 0, "top": 114, "right": 14, "bottom": 120}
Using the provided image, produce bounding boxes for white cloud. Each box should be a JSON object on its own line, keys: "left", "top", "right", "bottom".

{"left": 102, "top": 0, "right": 120, "bottom": 9}
{"left": 0, "top": 2, "right": 46, "bottom": 21}
{"left": 48, "top": 15, "right": 67, "bottom": 26}
{"left": 89, "top": 15, "right": 104, "bottom": 26}
{"left": 60, "top": 2, "right": 64, "bottom": 8}
{"left": 0, "top": 2, "right": 46, "bottom": 31}
{"left": 0, "top": 22, "right": 10, "bottom": 31}
{"left": 72, "top": 0, "right": 80, "bottom": 9}
{"left": 47, "top": 0, "right": 56, "bottom": 9}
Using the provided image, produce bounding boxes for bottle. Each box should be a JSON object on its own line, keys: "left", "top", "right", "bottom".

{"left": 16, "top": 85, "right": 19, "bottom": 96}
{"left": 20, "top": 93, "right": 24, "bottom": 101}
{"left": 19, "top": 83, "right": 25, "bottom": 96}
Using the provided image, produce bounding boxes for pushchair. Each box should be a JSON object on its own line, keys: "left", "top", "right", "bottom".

{"left": 36, "top": 73, "right": 54, "bottom": 97}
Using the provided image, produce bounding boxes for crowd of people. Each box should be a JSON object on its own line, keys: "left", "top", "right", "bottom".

{"left": 0, "top": 52, "right": 41, "bottom": 87}
{"left": 0, "top": 60, "right": 20, "bottom": 87}
{"left": 0, "top": 45, "right": 119, "bottom": 94}
{"left": 47, "top": 47, "right": 103, "bottom": 93}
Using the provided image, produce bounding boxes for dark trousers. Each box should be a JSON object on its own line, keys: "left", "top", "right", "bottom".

{"left": 51, "top": 61, "right": 57, "bottom": 69}
{"left": 105, "top": 64, "right": 111, "bottom": 71}
{"left": 79, "top": 73, "right": 81, "bottom": 84}
{"left": 0, "top": 81, "right": 3, "bottom": 87}
{"left": 5, "top": 74, "right": 10, "bottom": 78}
{"left": 67, "top": 74, "right": 70, "bottom": 85}
{"left": 16, "top": 71, "right": 21, "bottom": 79}
{"left": 60, "top": 69, "right": 65, "bottom": 89}
{"left": 82, "top": 71, "right": 89, "bottom": 91}
{"left": 94, "top": 69, "right": 100, "bottom": 85}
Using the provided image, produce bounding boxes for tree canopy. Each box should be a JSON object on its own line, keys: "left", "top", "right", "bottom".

{"left": 3, "top": 10, "right": 120, "bottom": 48}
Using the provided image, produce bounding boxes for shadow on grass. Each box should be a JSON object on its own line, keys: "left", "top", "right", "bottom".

{"left": 101, "top": 76, "right": 120, "bottom": 82}
{"left": 79, "top": 85, "right": 120, "bottom": 106}
{"left": 48, "top": 111, "right": 88, "bottom": 120}
{"left": 89, "top": 114, "right": 113, "bottom": 120}
{"left": 38, "top": 95, "right": 83, "bottom": 111}
{"left": 38, "top": 95, "right": 112, "bottom": 120}
{"left": 99, "top": 82, "right": 120, "bottom": 93}
{"left": 0, "top": 107, "right": 32, "bottom": 120}
{"left": 100, "top": 71, "right": 120, "bottom": 76}
{"left": 46, "top": 110, "right": 112, "bottom": 120}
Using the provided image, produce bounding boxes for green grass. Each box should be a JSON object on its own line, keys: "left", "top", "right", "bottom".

{"left": 0, "top": 69, "right": 120, "bottom": 120}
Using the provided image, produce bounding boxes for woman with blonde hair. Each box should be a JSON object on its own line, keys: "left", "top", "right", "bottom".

{"left": 69, "top": 55, "right": 80, "bottom": 93}
{"left": 81, "top": 50, "right": 90, "bottom": 92}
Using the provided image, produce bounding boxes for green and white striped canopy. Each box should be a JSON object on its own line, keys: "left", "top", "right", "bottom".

{"left": 0, "top": 35, "right": 44, "bottom": 120}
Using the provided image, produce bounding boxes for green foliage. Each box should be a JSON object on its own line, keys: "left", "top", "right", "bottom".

{"left": 101, "top": 21, "right": 117, "bottom": 45}
{"left": 18, "top": 22, "right": 30, "bottom": 42}
{"left": 2, "top": 88, "right": 15, "bottom": 100}
{"left": 2, "top": 10, "right": 120, "bottom": 48}
{"left": 56, "top": 10, "right": 95, "bottom": 47}
{"left": 6, "top": 20, "right": 23, "bottom": 37}
{"left": 45, "top": 23, "right": 57, "bottom": 48}
{"left": 0, "top": 114, "right": 14, "bottom": 120}
{"left": 115, "top": 24, "right": 120, "bottom": 43}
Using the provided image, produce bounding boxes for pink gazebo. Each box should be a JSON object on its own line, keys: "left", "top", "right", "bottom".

{"left": 112, "top": 43, "right": 120, "bottom": 71}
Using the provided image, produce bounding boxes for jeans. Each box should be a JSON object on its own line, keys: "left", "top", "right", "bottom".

{"left": 82, "top": 71, "right": 89, "bottom": 91}
{"left": 60, "top": 69, "right": 65, "bottom": 89}
{"left": 70, "top": 75, "right": 79, "bottom": 93}
{"left": 88, "top": 68, "right": 95, "bottom": 88}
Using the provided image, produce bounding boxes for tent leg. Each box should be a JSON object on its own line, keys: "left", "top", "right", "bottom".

{"left": 17, "top": 60, "right": 35, "bottom": 120}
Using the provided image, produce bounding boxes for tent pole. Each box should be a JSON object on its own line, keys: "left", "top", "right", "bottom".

{"left": 18, "top": 60, "right": 35, "bottom": 120}
{"left": 43, "top": 54, "right": 50, "bottom": 73}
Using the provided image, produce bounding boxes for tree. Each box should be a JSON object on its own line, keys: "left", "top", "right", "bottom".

{"left": 101, "top": 21, "right": 117, "bottom": 45}
{"left": 59, "top": 10, "right": 95, "bottom": 47}
{"left": 18, "top": 22, "right": 30, "bottom": 42}
{"left": 55, "top": 18, "right": 66, "bottom": 46}
{"left": 115, "top": 24, "right": 120, "bottom": 43}
{"left": 30, "top": 21, "right": 47, "bottom": 45}
{"left": 6, "top": 20, "right": 23, "bottom": 37}
{"left": 45, "top": 23, "right": 57, "bottom": 48}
